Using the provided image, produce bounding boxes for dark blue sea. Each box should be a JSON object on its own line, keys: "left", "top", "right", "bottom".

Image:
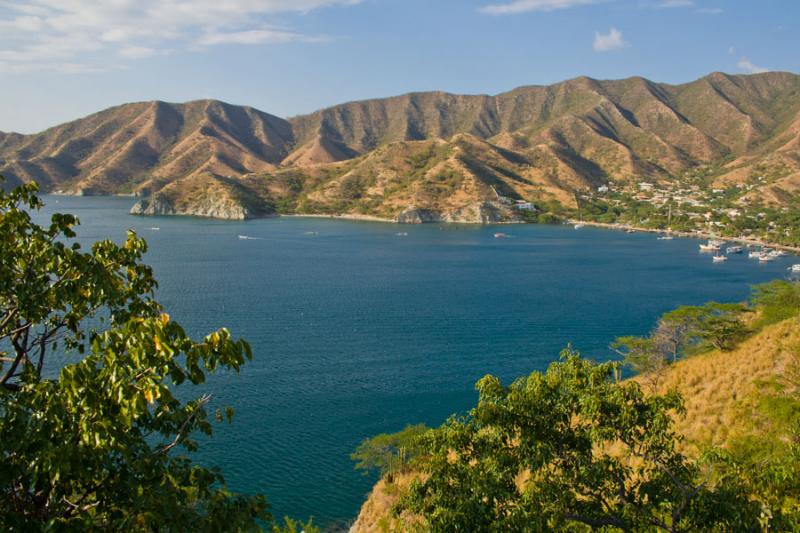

{"left": 32, "top": 196, "right": 797, "bottom": 530}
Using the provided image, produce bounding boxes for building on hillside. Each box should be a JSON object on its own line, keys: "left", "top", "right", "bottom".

{"left": 514, "top": 201, "right": 537, "bottom": 212}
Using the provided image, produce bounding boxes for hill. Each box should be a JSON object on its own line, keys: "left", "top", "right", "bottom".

{"left": 2, "top": 72, "right": 800, "bottom": 220}
{"left": 349, "top": 315, "right": 800, "bottom": 532}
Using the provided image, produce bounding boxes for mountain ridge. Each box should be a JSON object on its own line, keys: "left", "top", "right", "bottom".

{"left": 2, "top": 71, "right": 799, "bottom": 220}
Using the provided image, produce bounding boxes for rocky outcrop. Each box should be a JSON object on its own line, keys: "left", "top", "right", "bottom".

{"left": 395, "top": 202, "right": 518, "bottom": 224}
{"left": 395, "top": 207, "right": 443, "bottom": 224}
{"left": 130, "top": 193, "right": 269, "bottom": 220}
{"left": 129, "top": 174, "right": 274, "bottom": 220}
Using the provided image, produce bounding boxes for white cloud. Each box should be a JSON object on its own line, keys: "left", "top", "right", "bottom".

{"left": 479, "top": 0, "right": 607, "bottom": 15}
{"left": 657, "top": 0, "right": 692, "bottom": 7}
{"left": 737, "top": 57, "right": 769, "bottom": 74}
{"left": 593, "top": 27, "right": 626, "bottom": 52}
{"left": 0, "top": 0, "right": 359, "bottom": 72}
{"left": 118, "top": 46, "right": 157, "bottom": 59}
{"left": 196, "top": 28, "right": 323, "bottom": 46}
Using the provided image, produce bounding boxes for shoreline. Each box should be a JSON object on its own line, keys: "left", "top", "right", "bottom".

{"left": 280, "top": 213, "right": 395, "bottom": 223}
{"left": 568, "top": 220, "right": 800, "bottom": 254}
{"left": 279, "top": 213, "right": 525, "bottom": 225}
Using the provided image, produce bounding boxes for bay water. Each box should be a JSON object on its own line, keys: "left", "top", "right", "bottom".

{"left": 32, "top": 196, "right": 795, "bottom": 529}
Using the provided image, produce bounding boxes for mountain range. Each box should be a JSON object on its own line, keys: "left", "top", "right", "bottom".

{"left": 1, "top": 71, "right": 799, "bottom": 221}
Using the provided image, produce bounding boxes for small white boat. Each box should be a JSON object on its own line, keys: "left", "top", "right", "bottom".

{"left": 790, "top": 264, "right": 800, "bottom": 273}
{"left": 699, "top": 241, "right": 721, "bottom": 252}
{"left": 759, "top": 254, "right": 776, "bottom": 263}
{"left": 748, "top": 251, "right": 762, "bottom": 259}
{"left": 726, "top": 246, "right": 743, "bottom": 254}
{"left": 772, "top": 250, "right": 788, "bottom": 257}
{"left": 712, "top": 255, "right": 728, "bottom": 263}
{"left": 626, "top": 229, "right": 636, "bottom": 234}
{"left": 657, "top": 234, "right": 674, "bottom": 240}
{"left": 396, "top": 232, "right": 408, "bottom": 236}
{"left": 574, "top": 223, "right": 585, "bottom": 229}
{"left": 238, "top": 235, "right": 259, "bottom": 240}
{"left": 149, "top": 227, "right": 160, "bottom": 231}
{"left": 494, "top": 232, "right": 509, "bottom": 239}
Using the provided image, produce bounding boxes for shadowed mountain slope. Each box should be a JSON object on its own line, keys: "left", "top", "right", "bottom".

{"left": 2, "top": 72, "right": 799, "bottom": 219}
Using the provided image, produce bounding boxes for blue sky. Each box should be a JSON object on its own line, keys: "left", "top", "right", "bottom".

{"left": 0, "top": 0, "right": 797, "bottom": 133}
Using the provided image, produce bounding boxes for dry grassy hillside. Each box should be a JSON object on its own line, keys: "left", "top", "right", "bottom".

{"left": 349, "top": 316, "right": 800, "bottom": 532}
{"left": 2, "top": 72, "right": 799, "bottom": 219}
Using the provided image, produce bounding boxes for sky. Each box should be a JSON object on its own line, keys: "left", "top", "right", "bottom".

{"left": 0, "top": 0, "right": 797, "bottom": 133}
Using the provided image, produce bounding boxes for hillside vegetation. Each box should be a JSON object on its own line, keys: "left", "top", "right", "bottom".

{"left": 350, "top": 281, "right": 800, "bottom": 532}
{"left": 2, "top": 72, "right": 800, "bottom": 220}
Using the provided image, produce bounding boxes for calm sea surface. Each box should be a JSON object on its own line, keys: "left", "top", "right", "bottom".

{"left": 32, "top": 195, "right": 796, "bottom": 529}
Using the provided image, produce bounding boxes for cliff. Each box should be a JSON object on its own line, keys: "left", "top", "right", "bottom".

{"left": 129, "top": 173, "right": 274, "bottom": 220}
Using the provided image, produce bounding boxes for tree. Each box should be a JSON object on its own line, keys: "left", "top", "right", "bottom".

{"left": 0, "top": 182, "right": 312, "bottom": 531}
{"left": 750, "top": 280, "right": 800, "bottom": 327}
{"left": 352, "top": 424, "right": 429, "bottom": 483}
{"left": 399, "top": 350, "right": 760, "bottom": 532}
{"left": 612, "top": 335, "right": 668, "bottom": 391}
{"left": 661, "top": 302, "right": 748, "bottom": 353}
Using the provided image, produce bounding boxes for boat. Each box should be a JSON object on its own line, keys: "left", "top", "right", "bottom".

{"left": 759, "top": 254, "right": 776, "bottom": 263}
{"left": 573, "top": 193, "right": 585, "bottom": 230}
{"left": 657, "top": 234, "right": 674, "bottom": 240}
{"left": 772, "top": 250, "right": 788, "bottom": 257}
{"left": 712, "top": 255, "right": 728, "bottom": 263}
{"left": 748, "top": 251, "right": 763, "bottom": 259}
{"left": 726, "top": 246, "right": 743, "bottom": 254}
{"left": 238, "top": 235, "right": 260, "bottom": 240}
{"left": 150, "top": 227, "right": 160, "bottom": 231}
{"left": 396, "top": 232, "right": 408, "bottom": 236}
{"left": 494, "top": 232, "right": 509, "bottom": 239}
{"left": 699, "top": 240, "right": 721, "bottom": 252}
{"left": 626, "top": 229, "right": 636, "bottom": 234}
{"left": 303, "top": 231, "right": 318, "bottom": 236}
{"left": 790, "top": 264, "right": 800, "bottom": 273}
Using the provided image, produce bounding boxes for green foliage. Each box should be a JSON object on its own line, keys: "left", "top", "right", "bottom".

{"left": 751, "top": 280, "right": 800, "bottom": 327}
{"left": 271, "top": 517, "right": 320, "bottom": 533}
{"left": 613, "top": 300, "right": 744, "bottom": 388}
{"left": 612, "top": 334, "right": 670, "bottom": 391}
{"left": 339, "top": 175, "right": 366, "bottom": 201}
{"left": 708, "top": 350, "right": 800, "bottom": 529}
{"left": 0, "top": 182, "right": 294, "bottom": 531}
{"left": 352, "top": 424, "right": 429, "bottom": 482}
{"left": 661, "top": 302, "right": 749, "bottom": 353}
{"left": 399, "top": 350, "right": 760, "bottom": 532}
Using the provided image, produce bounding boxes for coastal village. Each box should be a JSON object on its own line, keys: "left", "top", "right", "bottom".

{"left": 506, "top": 168, "right": 800, "bottom": 251}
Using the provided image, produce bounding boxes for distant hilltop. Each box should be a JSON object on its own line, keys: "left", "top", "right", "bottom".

{"left": 1, "top": 71, "right": 799, "bottom": 221}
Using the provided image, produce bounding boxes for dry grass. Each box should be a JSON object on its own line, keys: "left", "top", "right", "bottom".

{"left": 633, "top": 316, "right": 800, "bottom": 456}
{"left": 348, "top": 472, "right": 423, "bottom": 533}
{"left": 351, "top": 317, "right": 800, "bottom": 531}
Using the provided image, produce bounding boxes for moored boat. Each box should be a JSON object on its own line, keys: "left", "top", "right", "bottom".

{"left": 726, "top": 246, "right": 743, "bottom": 254}
{"left": 712, "top": 255, "right": 728, "bottom": 263}
{"left": 699, "top": 240, "right": 721, "bottom": 252}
